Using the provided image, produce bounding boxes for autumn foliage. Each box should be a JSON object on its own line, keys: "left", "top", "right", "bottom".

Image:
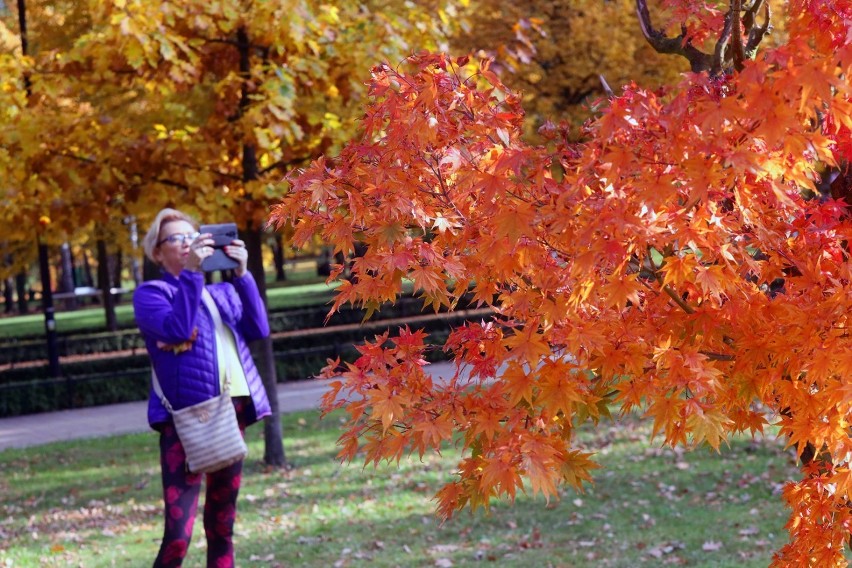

{"left": 272, "top": 1, "right": 852, "bottom": 565}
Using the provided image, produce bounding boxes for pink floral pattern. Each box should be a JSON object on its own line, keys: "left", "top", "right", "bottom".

{"left": 153, "top": 398, "right": 248, "bottom": 567}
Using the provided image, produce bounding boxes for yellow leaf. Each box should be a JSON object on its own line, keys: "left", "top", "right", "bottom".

{"left": 686, "top": 408, "right": 729, "bottom": 451}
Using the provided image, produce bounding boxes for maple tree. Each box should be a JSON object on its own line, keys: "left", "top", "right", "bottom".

{"left": 273, "top": 0, "right": 852, "bottom": 565}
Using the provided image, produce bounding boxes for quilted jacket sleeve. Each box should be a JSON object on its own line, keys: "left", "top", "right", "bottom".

{"left": 133, "top": 271, "right": 205, "bottom": 343}
{"left": 230, "top": 271, "right": 270, "bottom": 342}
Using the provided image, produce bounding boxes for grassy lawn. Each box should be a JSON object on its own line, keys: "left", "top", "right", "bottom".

{"left": 0, "top": 410, "right": 802, "bottom": 567}
{"left": 0, "top": 280, "right": 338, "bottom": 340}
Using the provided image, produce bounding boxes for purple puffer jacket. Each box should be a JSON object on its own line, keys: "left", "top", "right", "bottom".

{"left": 133, "top": 269, "right": 272, "bottom": 428}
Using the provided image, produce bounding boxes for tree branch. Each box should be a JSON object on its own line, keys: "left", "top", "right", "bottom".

{"left": 662, "top": 283, "right": 696, "bottom": 314}
{"left": 745, "top": 0, "right": 771, "bottom": 57}
{"left": 700, "top": 351, "right": 736, "bottom": 362}
{"left": 713, "top": 11, "right": 734, "bottom": 76}
{"left": 150, "top": 177, "right": 190, "bottom": 191}
{"left": 599, "top": 74, "right": 614, "bottom": 98}
{"left": 635, "top": 0, "right": 713, "bottom": 72}
{"left": 259, "top": 156, "right": 311, "bottom": 176}
{"left": 731, "top": 0, "right": 746, "bottom": 72}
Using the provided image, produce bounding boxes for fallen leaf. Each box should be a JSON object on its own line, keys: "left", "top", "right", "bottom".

{"left": 702, "top": 540, "right": 723, "bottom": 551}
{"left": 647, "top": 547, "right": 664, "bottom": 559}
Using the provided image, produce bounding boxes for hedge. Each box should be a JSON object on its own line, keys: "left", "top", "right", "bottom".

{"left": 0, "top": 309, "right": 480, "bottom": 417}
{"left": 2, "top": 294, "right": 466, "bottom": 368}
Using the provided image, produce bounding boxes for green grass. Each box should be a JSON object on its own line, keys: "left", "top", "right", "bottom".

{"left": 0, "top": 410, "right": 802, "bottom": 567}
{"left": 0, "top": 280, "right": 338, "bottom": 340}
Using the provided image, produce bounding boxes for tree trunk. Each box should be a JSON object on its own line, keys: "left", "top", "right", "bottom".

{"left": 69, "top": 244, "right": 79, "bottom": 287}
{"left": 96, "top": 239, "right": 118, "bottom": 331}
{"left": 129, "top": 217, "right": 142, "bottom": 286}
{"left": 38, "top": 240, "right": 61, "bottom": 377}
{"left": 59, "top": 242, "right": 77, "bottom": 311}
{"left": 112, "top": 249, "right": 124, "bottom": 304}
{"left": 81, "top": 249, "right": 98, "bottom": 305}
{"left": 15, "top": 271, "right": 28, "bottom": 314}
{"left": 143, "top": 256, "right": 161, "bottom": 282}
{"left": 238, "top": 25, "right": 287, "bottom": 468}
{"left": 81, "top": 248, "right": 95, "bottom": 287}
{"left": 244, "top": 227, "right": 287, "bottom": 467}
{"left": 4, "top": 277, "right": 14, "bottom": 314}
{"left": 272, "top": 233, "right": 287, "bottom": 282}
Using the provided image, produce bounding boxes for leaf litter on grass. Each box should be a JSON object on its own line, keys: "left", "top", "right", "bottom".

{"left": 1, "top": 409, "right": 802, "bottom": 567}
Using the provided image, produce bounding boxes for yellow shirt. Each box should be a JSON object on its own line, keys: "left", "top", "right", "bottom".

{"left": 202, "top": 288, "right": 250, "bottom": 397}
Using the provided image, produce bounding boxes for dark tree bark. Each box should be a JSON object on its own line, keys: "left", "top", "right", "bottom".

{"left": 96, "top": 239, "right": 118, "bottom": 331}
{"left": 635, "top": 0, "right": 770, "bottom": 75}
{"left": 272, "top": 233, "right": 287, "bottom": 282}
{"left": 142, "top": 256, "right": 161, "bottom": 282}
{"left": 129, "top": 217, "right": 143, "bottom": 286}
{"left": 4, "top": 277, "right": 14, "bottom": 314}
{"left": 59, "top": 242, "right": 77, "bottom": 311}
{"left": 15, "top": 271, "right": 28, "bottom": 314}
{"left": 112, "top": 249, "right": 124, "bottom": 304}
{"left": 81, "top": 248, "right": 95, "bottom": 287}
{"left": 38, "top": 240, "right": 61, "bottom": 377}
{"left": 19, "top": 0, "right": 59, "bottom": 374}
{"left": 237, "top": 25, "right": 287, "bottom": 468}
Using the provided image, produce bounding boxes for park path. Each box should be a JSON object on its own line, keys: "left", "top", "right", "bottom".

{"left": 0, "top": 361, "right": 460, "bottom": 451}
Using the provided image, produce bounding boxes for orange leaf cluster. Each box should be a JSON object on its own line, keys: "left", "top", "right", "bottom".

{"left": 272, "top": 4, "right": 852, "bottom": 564}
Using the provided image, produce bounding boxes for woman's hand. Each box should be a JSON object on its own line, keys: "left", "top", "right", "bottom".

{"left": 224, "top": 239, "right": 249, "bottom": 277}
{"left": 186, "top": 233, "right": 215, "bottom": 272}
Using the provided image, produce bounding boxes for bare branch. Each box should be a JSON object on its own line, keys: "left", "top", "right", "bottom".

{"left": 258, "top": 156, "right": 311, "bottom": 176}
{"left": 731, "top": 0, "right": 746, "bottom": 72}
{"left": 638, "top": 274, "right": 697, "bottom": 315}
{"left": 635, "top": 0, "right": 713, "bottom": 72}
{"left": 700, "top": 351, "right": 736, "bottom": 362}
{"left": 662, "top": 283, "right": 696, "bottom": 314}
{"left": 742, "top": 0, "right": 763, "bottom": 29}
{"left": 712, "top": 12, "right": 734, "bottom": 76}
{"left": 599, "top": 74, "right": 614, "bottom": 98}
{"left": 745, "top": 1, "right": 771, "bottom": 57}
{"left": 636, "top": 0, "right": 770, "bottom": 74}
{"left": 150, "top": 177, "right": 190, "bottom": 191}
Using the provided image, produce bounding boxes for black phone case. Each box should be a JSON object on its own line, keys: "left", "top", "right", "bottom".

{"left": 199, "top": 223, "right": 240, "bottom": 272}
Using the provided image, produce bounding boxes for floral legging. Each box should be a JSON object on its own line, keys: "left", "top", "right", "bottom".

{"left": 153, "top": 397, "right": 249, "bottom": 568}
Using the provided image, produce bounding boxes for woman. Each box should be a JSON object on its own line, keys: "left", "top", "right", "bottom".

{"left": 134, "top": 208, "right": 271, "bottom": 567}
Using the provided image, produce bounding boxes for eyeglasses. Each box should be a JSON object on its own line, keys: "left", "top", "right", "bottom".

{"left": 157, "top": 232, "right": 200, "bottom": 246}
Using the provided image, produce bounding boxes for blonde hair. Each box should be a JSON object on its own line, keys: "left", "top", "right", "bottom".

{"left": 142, "top": 208, "right": 198, "bottom": 263}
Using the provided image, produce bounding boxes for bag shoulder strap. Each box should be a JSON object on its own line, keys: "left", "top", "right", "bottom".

{"left": 201, "top": 287, "right": 232, "bottom": 394}
{"left": 151, "top": 369, "right": 175, "bottom": 414}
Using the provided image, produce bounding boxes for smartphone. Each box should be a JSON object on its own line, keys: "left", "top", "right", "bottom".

{"left": 199, "top": 223, "right": 240, "bottom": 272}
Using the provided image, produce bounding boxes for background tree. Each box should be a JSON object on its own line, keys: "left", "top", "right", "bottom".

{"left": 273, "top": 1, "right": 852, "bottom": 564}
{"left": 453, "top": 0, "right": 685, "bottom": 133}
{"left": 451, "top": 0, "right": 787, "bottom": 138}
{"left": 16, "top": 0, "right": 469, "bottom": 467}
{"left": 0, "top": 0, "right": 144, "bottom": 331}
